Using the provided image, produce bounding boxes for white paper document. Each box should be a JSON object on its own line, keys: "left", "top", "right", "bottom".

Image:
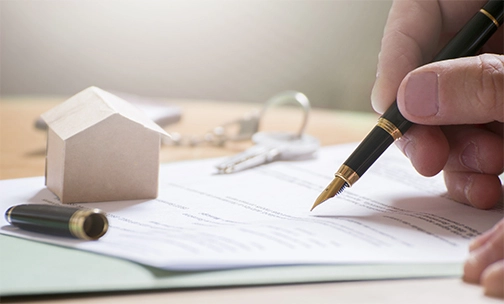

{"left": 1, "top": 143, "right": 502, "bottom": 271}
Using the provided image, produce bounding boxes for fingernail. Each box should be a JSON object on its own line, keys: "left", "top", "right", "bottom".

{"left": 370, "top": 79, "right": 384, "bottom": 114}
{"left": 461, "top": 143, "right": 481, "bottom": 172}
{"left": 463, "top": 254, "right": 480, "bottom": 283}
{"left": 466, "top": 253, "right": 478, "bottom": 267}
{"left": 469, "top": 239, "right": 478, "bottom": 251}
{"left": 404, "top": 72, "right": 439, "bottom": 117}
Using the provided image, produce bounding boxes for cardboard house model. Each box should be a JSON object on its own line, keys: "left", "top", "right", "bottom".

{"left": 41, "top": 86, "right": 169, "bottom": 204}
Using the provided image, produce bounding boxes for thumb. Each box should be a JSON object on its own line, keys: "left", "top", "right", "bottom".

{"left": 397, "top": 54, "right": 504, "bottom": 125}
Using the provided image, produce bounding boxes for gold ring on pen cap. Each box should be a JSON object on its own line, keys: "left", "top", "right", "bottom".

{"left": 69, "top": 209, "right": 109, "bottom": 240}
{"left": 336, "top": 165, "right": 360, "bottom": 187}
{"left": 480, "top": 9, "right": 500, "bottom": 27}
{"left": 377, "top": 118, "right": 403, "bottom": 141}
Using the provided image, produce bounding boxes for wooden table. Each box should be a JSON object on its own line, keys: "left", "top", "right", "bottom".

{"left": 0, "top": 97, "right": 498, "bottom": 303}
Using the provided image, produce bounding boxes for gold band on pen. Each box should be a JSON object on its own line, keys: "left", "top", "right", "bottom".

{"left": 377, "top": 118, "right": 403, "bottom": 141}
{"left": 480, "top": 9, "right": 500, "bottom": 27}
{"left": 69, "top": 209, "right": 108, "bottom": 240}
{"left": 69, "top": 210, "right": 90, "bottom": 240}
{"left": 335, "top": 165, "right": 359, "bottom": 187}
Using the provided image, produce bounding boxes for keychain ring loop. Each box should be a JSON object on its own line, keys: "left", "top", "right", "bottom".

{"left": 260, "top": 91, "right": 311, "bottom": 138}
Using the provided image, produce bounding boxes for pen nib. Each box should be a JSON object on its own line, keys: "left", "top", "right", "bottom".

{"left": 310, "top": 177, "right": 347, "bottom": 211}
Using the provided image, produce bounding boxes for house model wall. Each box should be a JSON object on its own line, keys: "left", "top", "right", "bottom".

{"left": 41, "top": 86, "right": 169, "bottom": 204}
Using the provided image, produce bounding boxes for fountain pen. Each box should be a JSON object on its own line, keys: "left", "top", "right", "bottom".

{"left": 311, "top": 0, "right": 503, "bottom": 211}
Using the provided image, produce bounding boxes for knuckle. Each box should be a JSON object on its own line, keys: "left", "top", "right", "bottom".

{"left": 383, "top": 31, "right": 422, "bottom": 74}
{"left": 474, "top": 54, "right": 504, "bottom": 119}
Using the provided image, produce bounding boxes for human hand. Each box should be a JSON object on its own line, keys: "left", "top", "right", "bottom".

{"left": 372, "top": 0, "right": 503, "bottom": 208}
{"left": 371, "top": 0, "right": 503, "bottom": 297}
{"left": 464, "top": 218, "right": 504, "bottom": 298}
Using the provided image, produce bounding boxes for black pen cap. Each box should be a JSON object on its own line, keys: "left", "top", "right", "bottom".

{"left": 5, "top": 204, "right": 108, "bottom": 240}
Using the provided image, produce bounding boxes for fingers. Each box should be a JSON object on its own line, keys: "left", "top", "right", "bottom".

{"left": 396, "top": 123, "right": 503, "bottom": 208}
{"left": 401, "top": 124, "right": 503, "bottom": 208}
{"left": 395, "top": 124, "right": 449, "bottom": 176}
{"left": 464, "top": 220, "right": 504, "bottom": 282}
{"left": 442, "top": 125, "right": 504, "bottom": 175}
{"left": 464, "top": 220, "right": 504, "bottom": 298}
{"left": 443, "top": 172, "right": 502, "bottom": 209}
{"left": 370, "top": 0, "right": 487, "bottom": 114}
{"left": 481, "top": 260, "right": 504, "bottom": 298}
{"left": 396, "top": 54, "right": 504, "bottom": 124}
{"left": 371, "top": 0, "right": 442, "bottom": 113}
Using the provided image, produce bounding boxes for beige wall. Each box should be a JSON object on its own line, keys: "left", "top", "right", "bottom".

{"left": 0, "top": 0, "right": 392, "bottom": 112}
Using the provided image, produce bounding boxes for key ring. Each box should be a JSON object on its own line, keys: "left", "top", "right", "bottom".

{"left": 259, "top": 91, "right": 311, "bottom": 138}
{"left": 163, "top": 91, "right": 311, "bottom": 146}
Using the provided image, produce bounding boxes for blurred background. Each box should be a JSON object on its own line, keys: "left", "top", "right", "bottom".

{"left": 0, "top": 0, "right": 392, "bottom": 112}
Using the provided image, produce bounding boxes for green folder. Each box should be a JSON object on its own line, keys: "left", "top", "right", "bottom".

{"left": 0, "top": 234, "right": 461, "bottom": 297}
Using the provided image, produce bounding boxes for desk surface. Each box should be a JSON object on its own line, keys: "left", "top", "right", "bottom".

{"left": 0, "top": 97, "right": 498, "bottom": 303}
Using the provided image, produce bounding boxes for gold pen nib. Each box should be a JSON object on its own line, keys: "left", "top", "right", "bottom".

{"left": 310, "top": 176, "right": 347, "bottom": 211}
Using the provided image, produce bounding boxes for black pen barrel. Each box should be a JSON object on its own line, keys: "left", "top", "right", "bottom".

{"left": 344, "top": 103, "right": 412, "bottom": 178}
{"left": 343, "top": 127, "right": 395, "bottom": 178}
{"left": 5, "top": 204, "right": 108, "bottom": 240}
{"left": 435, "top": 0, "right": 503, "bottom": 61}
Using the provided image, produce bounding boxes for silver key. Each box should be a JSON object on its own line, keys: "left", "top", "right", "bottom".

{"left": 216, "top": 131, "right": 319, "bottom": 173}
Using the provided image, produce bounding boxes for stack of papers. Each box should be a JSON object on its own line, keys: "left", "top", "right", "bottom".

{"left": 1, "top": 143, "right": 502, "bottom": 295}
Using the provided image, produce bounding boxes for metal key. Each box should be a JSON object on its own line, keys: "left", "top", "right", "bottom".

{"left": 215, "top": 131, "right": 320, "bottom": 173}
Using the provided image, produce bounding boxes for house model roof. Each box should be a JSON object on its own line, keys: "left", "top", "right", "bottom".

{"left": 41, "top": 86, "right": 169, "bottom": 140}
